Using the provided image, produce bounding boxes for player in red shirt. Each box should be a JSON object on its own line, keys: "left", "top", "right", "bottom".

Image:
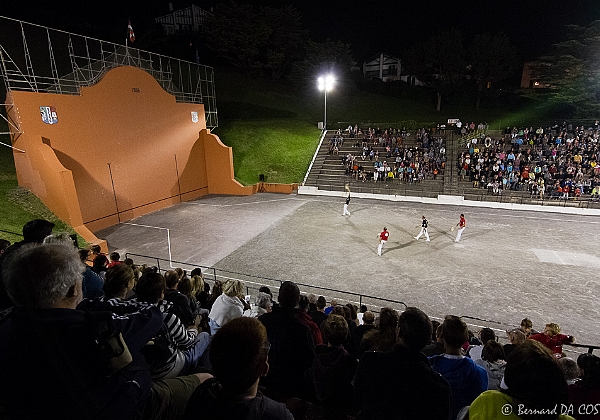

{"left": 455, "top": 214, "right": 466, "bottom": 242}
{"left": 377, "top": 227, "right": 389, "bottom": 256}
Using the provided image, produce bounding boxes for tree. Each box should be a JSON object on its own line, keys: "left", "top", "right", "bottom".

{"left": 468, "top": 33, "right": 518, "bottom": 110}
{"left": 404, "top": 28, "right": 466, "bottom": 111}
{"left": 205, "top": 2, "right": 269, "bottom": 77}
{"left": 528, "top": 21, "right": 600, "bottom": 117}
{"left": 260, "top": 6, "right": 306, "bottom": 80}
{"left": 289, "top": 39, "right": 355, "bottom": 89}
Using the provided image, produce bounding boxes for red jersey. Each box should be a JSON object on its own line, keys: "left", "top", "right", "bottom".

{"left": 459, "top": 216, "right": 466, "bottom": 228}
{"left": 380, "top": 230, "right": 389, "bottom": 241}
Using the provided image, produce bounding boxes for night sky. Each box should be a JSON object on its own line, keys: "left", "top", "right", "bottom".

{"left": 2, "top": 0, "right": 600, "bottom": 63}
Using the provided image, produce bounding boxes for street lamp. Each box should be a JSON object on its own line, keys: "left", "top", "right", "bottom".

{"left": 318, "top": 74, "right": 334, "bottom": 130}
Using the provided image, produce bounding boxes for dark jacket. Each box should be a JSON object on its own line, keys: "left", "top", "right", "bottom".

{"left": 313, "top": 344, "right": 358, "bottom": 416}
{"left": 259, "top": 307, "right": 315, "bottom": 398}
{"left": 354, "top": 344, "right": 452, "bottom": 420}
{"left": 163, "top": 288, "right": 194, "bottom": 326}
{"left": 0, "top": 304, "right": 162, "bottom": 420}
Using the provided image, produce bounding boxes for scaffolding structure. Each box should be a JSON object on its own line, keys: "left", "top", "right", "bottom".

{"left": 0, "top": 15, "right": 218, "bottom": 136}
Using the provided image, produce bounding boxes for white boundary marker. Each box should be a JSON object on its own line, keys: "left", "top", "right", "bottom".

{"left": 122, "top": 222, "right": 173, "bottom": 268}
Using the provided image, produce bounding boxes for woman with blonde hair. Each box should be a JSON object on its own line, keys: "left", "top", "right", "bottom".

{"left": 208, "top": 279, "right": 245, "bottom": 335}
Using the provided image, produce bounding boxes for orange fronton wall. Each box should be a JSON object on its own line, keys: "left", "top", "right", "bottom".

{"left": 6, "top": 66, "right": 256, "bottom": 243}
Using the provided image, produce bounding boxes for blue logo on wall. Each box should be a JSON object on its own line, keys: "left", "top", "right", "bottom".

{"left": 40, "top": 106, "right": 58, "bottom": 125}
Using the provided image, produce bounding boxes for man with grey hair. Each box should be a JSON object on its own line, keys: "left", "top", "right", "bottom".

{"left": 0, "top": 243, "right": 163, "bottom": 420}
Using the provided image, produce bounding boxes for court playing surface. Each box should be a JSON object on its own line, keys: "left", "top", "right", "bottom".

{"left": 97, "top": 193, "right": 600, "bottom": 351}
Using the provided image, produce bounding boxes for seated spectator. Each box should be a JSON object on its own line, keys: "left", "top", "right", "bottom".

{"left": 163, "top": 270, "right": 195, "bottom": 326}
{"left": 243, "top": 291, "right": 272, "bottom": 318}
{"left": 422, "top": 322, "right": 445, "bottom": 356}
{"left": 0, "top": 219, "right": 55, "bottom": 309}
{"left": 356, "top": 307, "right": 399, "bottom": 359}
{"left": 568, "top": 353, "right": 600, "bottom": 419}
{"left": 297, "top": 295, "right": 323, "bottom": 345}
{"left": 206, "top": 280, "right": 223, "bottom": 310}
{"left": 354, "top": 307, "right": 451, "bottom": 420}
{"left": 559, "top": 357, "right": 581, "bottom": 385}
{"left": 474, "top": 341, "right": 506, "bottom": 390}
{"left": 92, "top": 253, "right": 109, "bottom": 277}
{"left": 259, "top": 281, "right": 315, "bottom": 399}
{"left": 459, "top": 340, "right": 573, "bottom": 420}
{"left": 307, "top": 293, "right": 318, "bottom": 312}
{"left": 429, "top": 315, "right": 488, "bottom": 419}
{"left": 352, "top": 310, "right": 375, "bottom": 357}
{"left": 529, "top": 323, "right": 575, "bottom": 357}
{"left": 356, "top": 304, "right": 368, "bottom": 324}
{"left": 208, "top": 279, "right": 245, "bottom": 335}
{"left": 503, "top": 328, "right": 526, "bottom": 359}
{"left": 107, "top": 251, "right": 122, "bottom": 269}
{"left": 310, "top": 295, "right": 328, "bottom": 328}
{"left": 182, "top": 317, "right": 293, "bottom": 420}
{"left": 468, "top": 327, "right": 496, "bottom": 360}
{"left": 0, "top": 242, "right": 162, "bottom": 420}
{"left": 178, "top": 276, "right": 199, "bottom": 317}
{"left": 324, "top": 298, "right": 338, "bottom": 315}
{"left": 313, "top": 314, "right": 358, "bottom": 417}
{"left": 136, "top": 272, "right": 211, "bottom": 379}
{"left": 77, "top": 248, "right": 105, "bottom": 299}
{"left": 520, "top": 317, "right": 537, "bottom": 337}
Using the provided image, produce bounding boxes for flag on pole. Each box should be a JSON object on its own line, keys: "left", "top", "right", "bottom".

{"left": 128, "top": 19, "right": 135, "bottom": 43}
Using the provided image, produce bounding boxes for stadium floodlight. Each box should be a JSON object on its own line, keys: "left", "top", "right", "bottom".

{"left": 317, "top": 75, "right": 334, "bottom": 130}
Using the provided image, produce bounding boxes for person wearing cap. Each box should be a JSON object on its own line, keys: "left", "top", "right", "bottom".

{"left": 377, "top": 227, "right": 389, "bottom": 256}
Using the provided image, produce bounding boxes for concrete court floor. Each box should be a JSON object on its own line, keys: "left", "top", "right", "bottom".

{"left": 97, "top": 192, "right": 600, "bottom": 350}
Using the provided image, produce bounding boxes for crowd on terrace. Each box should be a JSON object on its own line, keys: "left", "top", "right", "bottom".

{"left": 335, "top": 125, "right": 447, "bottom": 183}
{"left": 459, "top": 122, "right": 600, "bottom": 199}
{"left": 0, "top": 219, "right": 598, "bottom": 420}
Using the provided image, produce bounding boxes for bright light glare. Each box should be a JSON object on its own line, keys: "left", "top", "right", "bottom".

{"left": 318, "top": 75, "right": 334, "bottom": 91}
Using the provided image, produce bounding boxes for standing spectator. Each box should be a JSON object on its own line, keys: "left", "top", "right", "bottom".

{"left": 356, "top": 308, "right": 399, "bottom": 359}
{"left": 429, "top": 315, "right": 488, "bottom": 419}
{"left": 352, "top": 310, "right": 375, "bottom": 356}
{"left": 529, "top": 323, "right": 575, "bottom": 357}
{"left": 259, "top": 281, "right": 315, "bottom": 398}
{"left": 354, "top": 307, "right": 451, "bottom": 420}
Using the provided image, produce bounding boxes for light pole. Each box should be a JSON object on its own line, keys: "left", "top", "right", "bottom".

{"left": 318, "top": 75, "right": 334, "bottom": 130}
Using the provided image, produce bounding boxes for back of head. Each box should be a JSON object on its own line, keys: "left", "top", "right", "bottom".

{"left": 307, "top": 293, "right": 317, "bottom": 305}
{"left": 136, "top": 272, "right": 166, "bottom": 304}
{"left": 346, "top": 303, "right": 358, "bottom": 320}
{"left": 363, "top": 311, "right": 375, "bottom": 325}
{"left": 22, "top": 219, "right": 55, "bottom": 243}
{"left": 577, "top": 353, "right": 600, "bottom": 387}
{"left": 316, "top": 296, "right": 326, "bottom": 310}
{"left": 441, "top": 315, "right": 468, "bottom": 350}
{"left": 378, "top": 307, "right": 399, "bottom": 331}
{"left": 210, "top": 317, "right": 269, "bottom": 394}
{"left": 259, "top": 286, "right": 272, "bottom": 298}
{"left": 320, "top": 314, "right": 348, "bottom": 347}
{"left": 89, "top": 244, "right": 102, "bottom": 254}
{"left": 3, "top": 243, "right": 83, "bottom": 308}
{"left": 222, "top": 279, "right": 243, "bottom": 297}
{"left": 504, "top": 340, "right": 568, "bottom": 417}
{"left": 104, "top": 264, "right": 134, "bottom": 298}
{"left": 508, "top": 329, "right": 526, "bottom": 345}
{"left": 190, "top": 267, "right": 202, "bottom": 278}
{"left": 480, "top": 327, "right": 496, "bottom": 344}
{"left": 164, "top": 270, "right": 179, "bottom": 289}
{"left": 177, "top": 277, "right": 192, "bottom": 297}
{"left": 298, "top": 295, "right": 310, "bottom": 312}
{"left": 191, "top": 275, "right": 204, "bottom": 296}
{"left": 42, "top": 232, "right": 74, "bottom": 247}
{"left": 558, "top": 357, "right": 580, "bottom": 381}
{"left": 109, "top": 252, "right": 120, "bottom": 262}
{"left": 482, "top": 340, "right": 505, "bottom": 362}
{"left": 398, "top": 307, "right": 432, "bottom": 351}
{"left": 255, "top": 292, "right": 272, "bottom": 310}
{"left": 278, "top": 281, "right": 300, "bottom": 309}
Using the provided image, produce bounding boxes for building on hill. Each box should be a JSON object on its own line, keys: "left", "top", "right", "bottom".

{"left": 155, "top": 4, "right": 212, "bottom": 36}
{"left": 362, "top": 52, "right": 422, "bottom": 86}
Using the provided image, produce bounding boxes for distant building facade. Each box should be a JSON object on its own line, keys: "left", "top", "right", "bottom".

{"left": 363, "top": 53, "right": 401, "bottom": 82}
{"left": 155, "top": 4, "right": 212, "bottom": 35}
{"left": 521, "top": 61, "right": 550, "bottom": 88}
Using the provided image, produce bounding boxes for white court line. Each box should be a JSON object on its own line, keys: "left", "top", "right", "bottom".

{"left": 553, "top": 250, "right": 567, "bottom": 265}
{"left": 183, "top": 197, "right": 298, "bottom": 207}
{"left": 122, "top": 222, "right": 173, "bottom": 268}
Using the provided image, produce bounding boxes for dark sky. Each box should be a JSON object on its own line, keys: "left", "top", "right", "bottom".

{"left": 3, "top": 0, "right": 600, "bottom": 63}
